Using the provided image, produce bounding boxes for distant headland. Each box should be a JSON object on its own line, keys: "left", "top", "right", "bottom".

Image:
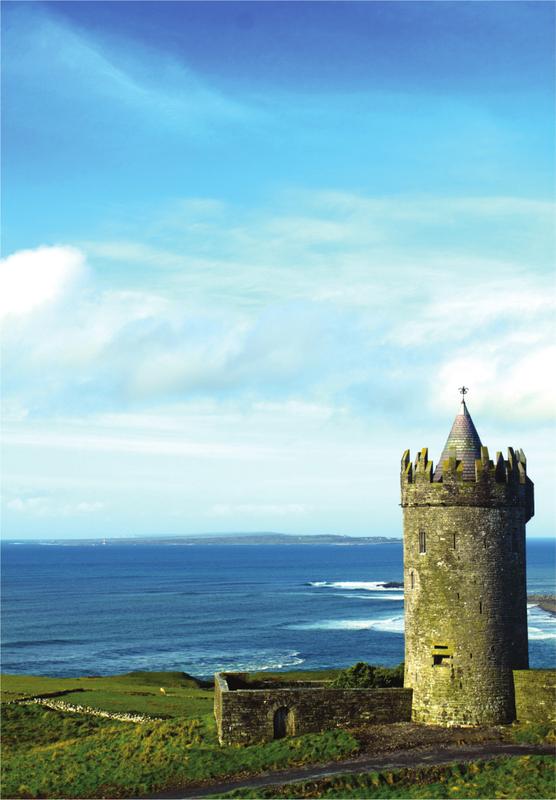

{"left": 4, "top": 533, "right": 401, "bottom": 546}
{"left": 528, "top": 594, "right": 556, "bottom": 617}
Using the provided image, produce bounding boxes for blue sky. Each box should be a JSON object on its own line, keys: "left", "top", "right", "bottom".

{"left": 1, "top": 1, "right": 555, "bottom": 539}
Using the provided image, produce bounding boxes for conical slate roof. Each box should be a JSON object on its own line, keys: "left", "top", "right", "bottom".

{"left": 433, "top": 400, "right": 482, "bottom": 481}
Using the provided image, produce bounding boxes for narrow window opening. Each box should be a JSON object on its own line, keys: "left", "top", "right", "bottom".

{"left": 410, "top": 571, "right": 415, "bottom": 589}
{"left": 483, "top": 537, "right": 487, "bottom": 549}
{"left": 479, "top": 600, "right": 483, "bottom": 614}
{"left": 456, "top": 592, "right": 460, "bottom": 600}
{"left": 452, "top": 533, "right": 457, "bottom": 549}
{"left": 432, "top": 644, "right": 452, "bottom": 667}
{"left": 419, "top": 530, "right": 426, "bottom": 554}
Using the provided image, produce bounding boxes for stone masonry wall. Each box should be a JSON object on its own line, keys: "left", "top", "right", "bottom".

{"left": 404, "top": 503, "right": 525, "bottom": 725}
{"left": 401, "top": 446, "right": 531, "bottom": 726}
{"left": 214, "top": 674, "right": 412, "bottom": 746}
{"left": 513, "top": 670, "right": 556, "bottom": 724}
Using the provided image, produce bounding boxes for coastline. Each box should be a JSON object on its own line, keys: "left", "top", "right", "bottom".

{"left": 528, "top": 595, "right": 556, "bottom": 617}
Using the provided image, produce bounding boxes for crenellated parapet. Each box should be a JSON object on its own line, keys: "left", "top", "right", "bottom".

{"left": 401, "top": 446, "right": 534, "bottom": 522}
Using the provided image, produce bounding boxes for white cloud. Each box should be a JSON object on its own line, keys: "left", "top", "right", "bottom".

{"left": 83, "top": 241, "right": 186, "bottom": 269}
{"left": 1, "top": 428, "right": 278, "bottom": 461}
{"left": 208, "top": 503, "right": 309, "bottom": 517}
{"left": 436, "top": 345, "right": 556, "bottom": 422}
{"left": 406, "top": 278, "right": 554, "bottom": 342}
{"left": 2, "top": 191, "right": 554, "bottom": 433}
{"left": 73, "top": 501, "right": 105, "bottom": 513}
{"left": 0, "top": 246, "right": 86, "bottom": 319}
{"left": 7, "top": 496, "right": 47, "bottom": 513}
{"left": 6, "top": 495, "right": 105, "bottom": 517}
{"left": 1, "top": 398, "right": 29, "bottom": 422}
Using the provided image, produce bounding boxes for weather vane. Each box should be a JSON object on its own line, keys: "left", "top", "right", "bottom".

{"left": 459, "top": 386, "right": 469, "bottom": 397}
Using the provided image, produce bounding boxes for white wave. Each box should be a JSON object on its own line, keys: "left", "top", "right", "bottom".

{"left": 213, "top": 651, "right": 305, "bottom": 672}
{"left": 527, "top": 604, "right": 556, "bottom": 642}
{"left": 528, "top": 606, "right": 556, "bottom": 620}
{"left": 336, "top": 593, "right": 404, "bottom": 601}
{"left": 308, "top": 581, "right": 403, "bottom": 592}
{"left": 528, "top": 606, "right": 556, "bottom": 624}
{"left": 528, "top": 628, "right": 556, "bottom": 641}
{"left": 300, "top": 589, "right": 553, "bottom": 644}
{"left": 292, "top": 616, "right": 404, "bottom": 634}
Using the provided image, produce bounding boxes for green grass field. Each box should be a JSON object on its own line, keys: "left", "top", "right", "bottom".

{"left": 220, "top": 756, "right": 556, "bottom": 799}
{"left": 1, "top": 670, "right": 358, "bottom": 798}
{"left": 1, "top": 670, "right": 554, "bottom": 799}
{"left": 1, "top": 670, "right": 214, "bottom": 718}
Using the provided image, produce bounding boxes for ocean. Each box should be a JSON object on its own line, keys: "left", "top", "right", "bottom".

{"left": 1, "top": 539, "right": 554, "bottom": 678}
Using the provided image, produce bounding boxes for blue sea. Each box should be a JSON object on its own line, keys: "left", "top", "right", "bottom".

{"left": 1, "top": 539, "right": 554, "bottom": 678}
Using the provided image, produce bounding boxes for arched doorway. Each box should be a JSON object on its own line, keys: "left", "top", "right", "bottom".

{"left": 273, "top": 706, "right": 295, "bottom": 739}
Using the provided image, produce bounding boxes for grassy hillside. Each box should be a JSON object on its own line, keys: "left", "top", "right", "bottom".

{"left": 0, "top": 670, "right": 358, "bottom": 798}
{"left": 1, "top": 670, "right": 213, "bottom": 718}
{"left": 221, "top": 756, "right": 556, "bottom": 799}
{"left": 2, "top": 669, "right": 554, "bottom": 799}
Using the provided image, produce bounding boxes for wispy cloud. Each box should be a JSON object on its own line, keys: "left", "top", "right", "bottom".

{"left": 208, "top": 503, "right": 309, "bottom": 517}
{"left": 4, "top": 4, "right": 254, "bottom": 134}
{"left": 3, "top": 1, "right": 554, "bottom": 539}
{"left": 6, "top": 495, "right": 105, "bottom": 517}
{"left": 2, "top": 188, "right": 554, "bottom": 427}
{"left": 2, "top": 190, "right": 553, "bottom": 539}
{"left": 1, "top": 428, "right": 278, "bottom": 461}
{"left": 436, "top": 345, "right": 556, "bottom": 422}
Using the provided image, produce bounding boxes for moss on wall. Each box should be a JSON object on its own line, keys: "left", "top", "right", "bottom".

{"left": 401, "top": 446, "right": 532, "bottom": 726}
{"left": 513, "top": 670, "right": 556, "bottom": 724}
{"left": 214, "top": 674, "right": 412, "bottom": 746}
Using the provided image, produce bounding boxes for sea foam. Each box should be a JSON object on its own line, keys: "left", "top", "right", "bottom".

{"left": 291, "top": 615, "right": 405, "bottom": 634}
{"left": 308, "top": 580, "right": 402, "bottom": 591}
{"left": 336, "top": 593, "right": 404, "bottom": 601}
{"left": 527, "top": 605, "right": 556, "bottom": 640}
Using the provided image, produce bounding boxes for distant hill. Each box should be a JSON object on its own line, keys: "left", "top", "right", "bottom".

{"left": 151, "top": 533, "right": 402, "bottom": 546}
{"left": 4, "top": 533, "right": 402, "bottom": 546}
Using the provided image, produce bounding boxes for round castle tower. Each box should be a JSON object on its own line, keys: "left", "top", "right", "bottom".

{"left": 401, "top": 396, "right": 534, "bottom": 725}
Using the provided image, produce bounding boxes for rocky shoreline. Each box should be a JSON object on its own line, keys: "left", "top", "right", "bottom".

{"left": 528, "top": 594, "right": 556, "bottom": 616}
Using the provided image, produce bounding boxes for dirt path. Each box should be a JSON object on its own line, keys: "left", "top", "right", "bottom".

{"left": 149, "top": 742, "right": 555, "bottom": 799}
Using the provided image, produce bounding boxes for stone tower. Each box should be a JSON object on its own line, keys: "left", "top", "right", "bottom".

{"left": 401, "top": 396, "right": 534, "bottom": 725}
